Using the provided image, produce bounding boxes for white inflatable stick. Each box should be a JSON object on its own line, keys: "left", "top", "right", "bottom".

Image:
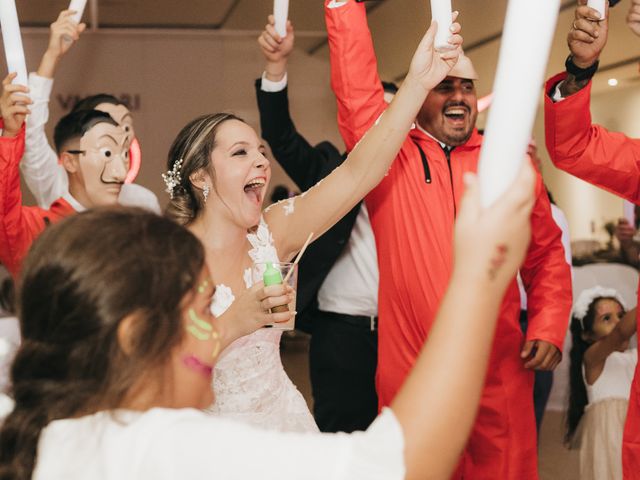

{"left": 430, "top": 0, "right": 454, "bottom": 51}
{"left": 0, "top": 0, "right": 28, "bottom": 88}
{"left": 478, "top": 0, "right": 561, "bottom": 207}
{"left": 274, "top": 0, "right": 289, "bottom": 38}
{"left": 587, "top": 0, "right": 606, "bottom": 19}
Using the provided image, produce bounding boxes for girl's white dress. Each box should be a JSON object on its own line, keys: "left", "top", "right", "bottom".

{"left": 206, "top": 218, "right": 318, "bottom": 432}
{"left": 579, "top": 348, "right": 638, "bottom": 480}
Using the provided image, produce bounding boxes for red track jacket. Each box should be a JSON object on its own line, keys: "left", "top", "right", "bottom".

{"left": 326, "top": 2, "right": 572, "bottom": 478}
{"left": 545, "top": 71, "right": 640, "bottom": 479}
{"left": 0, "top": 124, "right": 75, "bottom": 278}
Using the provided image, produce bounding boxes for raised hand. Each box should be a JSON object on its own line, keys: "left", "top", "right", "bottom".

{"left": 628, "top": 0, "right": 640, "bottom": 37}
{"left": 258, "top": 15, "right": 295, "bottom": 82}
{"left": 568, "top": 0, "right": 608, "bottom": 68}
{"left": 216, "top": 281, "right": 296, "bottom": 342}
{"left": 37, "top": 10, "right": 86, "bottom": 79}
{"left": 406, "top": 12, "right": 463, "bottom": 93}
{"left": 0, "top": 74, "right": 31, "bottom": 138}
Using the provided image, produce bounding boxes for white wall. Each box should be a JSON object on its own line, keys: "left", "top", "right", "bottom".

{"left": 17, "top": 30, "right": 342, "bottom": 207}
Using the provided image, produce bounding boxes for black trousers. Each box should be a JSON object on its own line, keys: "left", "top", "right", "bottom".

{"left": 309, "top": 310, "right": 378, "bottom": 433}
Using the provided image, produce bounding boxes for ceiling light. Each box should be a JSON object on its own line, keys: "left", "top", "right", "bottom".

{"left": 608, "top": 78, "right": 619, "bottom": 87}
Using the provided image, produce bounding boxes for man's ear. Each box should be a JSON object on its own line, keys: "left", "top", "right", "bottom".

{"left": 60, "top": 151, "right": 80, "bottom": 175}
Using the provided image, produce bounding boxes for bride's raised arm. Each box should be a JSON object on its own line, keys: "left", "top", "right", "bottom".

{"left": 264, "top": 18, "right": 462, "bottom": 260}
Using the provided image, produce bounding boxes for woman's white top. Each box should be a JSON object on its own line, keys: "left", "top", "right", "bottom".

{"left": 33, "top": 407, "right": 405, "bottom": 480}
{"left": 585, "top": 348, "right": 638, "bottom": 404}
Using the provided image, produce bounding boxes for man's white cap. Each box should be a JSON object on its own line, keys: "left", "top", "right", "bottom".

{"left": 449, "top": 50, "right": 479, "bottom": 80}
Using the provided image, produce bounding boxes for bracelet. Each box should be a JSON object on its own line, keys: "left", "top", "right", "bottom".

{"left": 565, "top": 55, "right": 599, "bottom": 82}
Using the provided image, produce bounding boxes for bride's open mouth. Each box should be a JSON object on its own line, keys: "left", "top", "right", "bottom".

{"left": 244, "top": 177, "right": 266, "bottom": 205}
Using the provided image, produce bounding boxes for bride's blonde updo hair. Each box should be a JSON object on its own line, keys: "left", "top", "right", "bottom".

{"left": 164, "top": 113, "right": 244, "bottom": 226}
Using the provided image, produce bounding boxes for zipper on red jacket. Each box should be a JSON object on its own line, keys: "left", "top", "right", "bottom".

{"left": 412, "top": 141, "right": 432, "bottom": 184}
{"left": 442, "top": 145, "right": 457, "bottom": 217}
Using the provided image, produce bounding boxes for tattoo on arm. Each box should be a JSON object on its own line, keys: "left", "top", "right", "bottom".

{"left": 488, "top": 244, "right": 509, "bottom": 281}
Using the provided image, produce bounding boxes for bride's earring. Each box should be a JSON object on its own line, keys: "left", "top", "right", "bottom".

{"left": 203, "top": 184, "right": 210, "bottom": 203}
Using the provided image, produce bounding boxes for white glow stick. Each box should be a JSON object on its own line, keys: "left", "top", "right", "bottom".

{"left": 0, "top": 0, "right": 28, "bottom": 88}
{"left": 68, "top": 0, "right": 88, "bottom": 24}
{"left": 430, "top": 0, "right": 454, "bottom": 51}
{"left": 587, "top": 0, "right": 606, "bottom": 20}
{"left": 477, "top": 0, "right": 561, "bottom": 207}
{"left": 624, "top": 200, "right": 636, "bottom": 225}
{"left": 274, "top": 0, "right": 289, "bottom": 38}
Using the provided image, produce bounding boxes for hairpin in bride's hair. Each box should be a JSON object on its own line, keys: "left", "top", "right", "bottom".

{"left": 162, "top": 158, "right": 184, "bottom": 199}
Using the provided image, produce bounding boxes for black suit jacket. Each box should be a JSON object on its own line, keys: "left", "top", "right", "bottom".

{"left": 255, "top": 79, "right": 360, "bottom": 333}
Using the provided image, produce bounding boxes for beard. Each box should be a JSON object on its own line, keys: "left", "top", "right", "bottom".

{"left": 440, "top": 126, "right": 474, "bottom": 147}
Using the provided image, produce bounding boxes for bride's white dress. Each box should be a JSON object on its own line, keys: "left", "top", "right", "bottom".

{"left": 206, "top": 218, "right": 318, "bottom": 433}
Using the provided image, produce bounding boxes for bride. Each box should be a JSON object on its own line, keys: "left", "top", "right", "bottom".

{"left": 163, "top": 17, "right": 462, "bottom": 432}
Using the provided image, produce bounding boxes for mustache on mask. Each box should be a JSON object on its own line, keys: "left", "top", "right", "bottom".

{"left": 100, "top": 166, "right": 126, "bottom": 186}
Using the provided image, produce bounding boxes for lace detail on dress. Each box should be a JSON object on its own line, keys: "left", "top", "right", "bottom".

{"left": 207, "top": 217, "right": 317, "bottom": 433}
{"left": 243, "top": 217, "right": 280, "bottom": 288}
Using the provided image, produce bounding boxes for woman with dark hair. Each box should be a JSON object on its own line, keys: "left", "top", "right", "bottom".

{"left": 163, "top": 18, "right": 462, "bottom": 432}
{"left": 566, "top": 287, "right": 637, "bottom": 479}
{"left": 0, "top": 143, "right": 535, "bottom": 479}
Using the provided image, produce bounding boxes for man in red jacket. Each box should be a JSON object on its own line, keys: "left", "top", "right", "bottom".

{"left": 325, "top": 2, "right": 572, "bottom": 478}
{"left": 0, "top": 74, "right": 129, "bottom": 278}
{"left": 544, "top": 1, "right": 640, "bottom": 476}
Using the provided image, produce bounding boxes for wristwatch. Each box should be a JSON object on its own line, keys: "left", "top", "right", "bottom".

{"left": 565, "top": 55, "right": 599, "bottom": 82}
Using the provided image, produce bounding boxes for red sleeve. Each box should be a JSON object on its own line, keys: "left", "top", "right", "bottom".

{"left": 544, "top": 72, "right": 640, "bottom": 203}
{"left": 519, "top": 171, "right": 573, "bottom": 351}
{"left": 0, "top": 124, "right": 47, "bottom": 278}
{"left": 325, "top": 0, "right": 388, "bottom": 152}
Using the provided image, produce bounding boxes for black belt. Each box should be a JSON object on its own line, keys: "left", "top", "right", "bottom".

{"left": 319, "top": 310, "right": 378, "bottom": 331}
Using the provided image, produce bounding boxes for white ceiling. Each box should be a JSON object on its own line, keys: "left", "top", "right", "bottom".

{"left": 14, "top": 0, "right": 640, "bottom": 95}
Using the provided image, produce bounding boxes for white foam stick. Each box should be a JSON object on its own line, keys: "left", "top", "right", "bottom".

{"left": 430, "top": 0, "right": 454, "bottom": 51}
{"left": 274, "top": 0, "right": 289, "bottom": 38}
{"left": 477, "top": 0, "right": 561, "bottom": 207}
{"left": 0, "top": 0, "right": 28, "bottom": 88}
{"left": 68, "top": 0, "right": 88, "bottom": 24}
{"left": 587, "top": 0, "right": 606, "bottom": 20}
{"left": 624, "top": 200, "right": 636, "bottom": 225}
